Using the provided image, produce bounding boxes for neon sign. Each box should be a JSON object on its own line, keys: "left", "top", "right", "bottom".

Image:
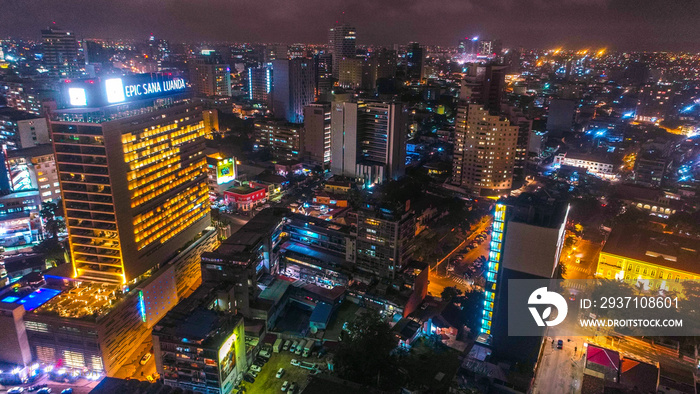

{"left": 138, "top": 290, "right": 146, "bottom": 322}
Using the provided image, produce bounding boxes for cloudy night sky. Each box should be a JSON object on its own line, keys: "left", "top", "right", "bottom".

{"left": 2, "top": 0, "right": 700, "bottom": 51}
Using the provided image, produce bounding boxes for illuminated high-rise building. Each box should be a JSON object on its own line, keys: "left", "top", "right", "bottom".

{"left": 41, "top": 26, "right": 80, "bottom": 77}
{"left": 271, "top": 58, "right": 315, "bottom": 123}
{"left": 189, "top": 57, "right": 232, "bottom": 97}
{"left": 405, "top": 42, "right": 423, "bottom": 81}
{"left": 303, "top": 103, "right": 332, "bottom": 168}
{"left": 452, "top": 104, "right": 518, "bottom": 196}
{"left": 331, "top": 101, "right": 407, "bottom": 186}
{"left": 52, "top": 74, "right": 212, "bottom": 284}
{"left": 328, "top": 23, "right": 357, "bottom": 78}
{"left": 247, "top": 64, "right": 272, "bottom": 103}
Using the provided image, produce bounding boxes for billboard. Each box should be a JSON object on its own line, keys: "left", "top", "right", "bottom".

{"left": 63, "top": 74, "right": 188, "bottom": 108}
{"left": 216, "top": 158, "right": 236, "bottom": 184}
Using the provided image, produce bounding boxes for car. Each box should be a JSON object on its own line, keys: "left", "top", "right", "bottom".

{"left": 281, "top": 381, "right": 290, "bottom": 391}
{"left": 37, "top": 389, "right": 52, "bottom": 394}
{"left": 290, "top": 359, "right": 300, "bottom": 366}
{"left": 259, "top": 349, "right": 271, "bottom": 358}
{"left": 283, "top": 340, "right": 291, "bottom": 351}
{"left": 276, "top": 368, "right": 285, "bottom": 378}
{"left": 249, "top": 370, "right": 258, "bottom": 378}
{"left": 250, "top": 364, "right": 262, "bottom": 373}
{"left": 28, "top": 387, "right": 40, "bottom": 393}
{"left": 140, "top": 352, "right": 152, "bottom": 365}
{"left": 557, "top": 340, "right": 564, "bottom": 349}
{"left": 61, "top": 389, "right": 73, "bottom": 394}
{"left": 255, "top": 356, "right": 267, "bottom": 365}
{"left": 8, "top": 388, "right": 24, "bottom": 394}
{"left": 243, "top": 374, "right": 255, "bottom": 383}
{"left": 146, "top": 375, "right": 154, "bottom": 383}
{"left": 289, "top": 382, "right": 298, "bottom": 393}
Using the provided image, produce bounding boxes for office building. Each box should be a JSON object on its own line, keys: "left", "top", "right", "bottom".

{"left": 636, "top": 82, "right": 674, "bottom": 122}
{"left": 369, "top": 48, "right": 397, "bottom": 81}
{"left": 480, "top": 197, "right": 568, "bottom": 360}
{"left": 633, "top": 149, "right": 670, "bottom": 188}
{"left": 247, "top": 65, "right": 272, "bottom": 102}
{"left": 338, "top": 58, "right": 364, "bottom": 89}
{"left": 314, "top": 53, "right": 333, "bottom": 98}
{"left": 52, "top": 74, "right": 211, "bottom": 284}
{"left": 83, "top": 40, "right": 108, "bottom": 65}
{"left": 553, "top": 152, "right": 617, "bottom": 178}
{"left": 596, "top": 227, "right": 700, "bottom": 293}
{"left": 264, "top": 44, "right": 288, "bottom": 63}
{"left": 328, "top": 23, "right": 357, "bottom": 78}
{"left": 0, "top": 79, "right": 58, "bottom": 116}
{"left": 405, "top": 42, "right": 423, "bottom": 81}
{"left": 477, "top": 39, "right": 502, "bottom": 57}
{"left": 459, "top": 63, "right": 506, "bottom": 114}
{"left": 501, "top": 105, "right": 532, "bottom": 184}
{"left": 330, "top": 101, "right": 407, "bottom": 186}
{"left": 254, "top": 120, "right": 302, "bottom": 160}
{"left": 356, "top": 201, "right": 415, "bottom": 279}
{"left": 303, "top": 103, "right": 332, "bottom": 168}
{"left": 6, "top": 144, "right": 61, "bottom": 201}
{"left": 189, "top": 57, "right": 232, "bottom": 97}
{"left": 41, "top": 26, "right": 80, "bottom": 77}
{"left": 153, "top": 299, "right": 246, "bottom": 394}
{"left": 0, "top": 108, "right": 49, "bottom": 151}
{"left": 271, "top": 58, "right": 315, "bottom": 123}
{"left": 452, "top": 104, "right": 518, "bottom": 196}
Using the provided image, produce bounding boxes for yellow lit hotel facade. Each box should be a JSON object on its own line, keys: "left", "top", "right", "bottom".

{"left": 52, "top": 96, "right": 212, "bottom": 284}
{"left": 595, "top": 227, "right": 700, "bottom": 293}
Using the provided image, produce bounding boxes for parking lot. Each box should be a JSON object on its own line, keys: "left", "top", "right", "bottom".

{"left": 242, "top": 348, "right": 321, "bottom": 394}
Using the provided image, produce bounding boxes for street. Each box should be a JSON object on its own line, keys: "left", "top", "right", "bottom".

{"left": 561, "top": 238, "right": 602, "bottom": 280}
{"left": 532, "top": 335, "right": 584, "bottom": 394}
{"left": 428, "top": 220, "right": 491, "bottom": 297}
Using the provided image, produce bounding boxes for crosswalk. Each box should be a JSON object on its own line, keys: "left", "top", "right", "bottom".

{"left": 449, "top": 273, "right": 472, "bottom": 286}
{"left": 568, "top": 266, "right": 590, "bottom": 274}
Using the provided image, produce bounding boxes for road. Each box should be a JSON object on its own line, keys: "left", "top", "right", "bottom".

{"left": 223, "top": 212, "right": 251, "bottom": 234}
{"left": 532, "top": 335, "right": 584, "bottom": 394}
{"left": 561, "top": 238, "right": 602, "bottom": 280}
{"left": 428, "top": 220, "right": 491, "bottom": 297}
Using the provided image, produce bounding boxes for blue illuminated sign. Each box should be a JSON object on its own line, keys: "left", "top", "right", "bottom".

{"left": 138, "top": 290, "right": 146, "bottom": 322}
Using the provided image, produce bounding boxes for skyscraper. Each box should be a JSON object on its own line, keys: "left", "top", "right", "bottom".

{"left": 271, "top": 58, "right": 315, "bottom": 123}
{"left": 53, "top": 74, "right": 212, "bottom": 284}
{"left": 248, "top": 64, "right": 272, "bottom": 102}
{"left": 303, "top": 103, "right": 332, "bottom": 168}
{"left": 331, "top": 101, "right": 407, "bottom": 186}
{"left": 189, "top": 57, "right": 232, "bottom": 97}
{"left": 405, "top": 42, "right": 423, "bottom": 81}
{"left": 459, "top": 63, "right": 506, "bottom": 114}
{"left": 452, "top": 104, "right": 518, "bottom": 196}
{"left": 41, "top": 26, "right": 80, "bottom": 77}
{"left": 328, "top": 23, "right": 357, "bottom": 78}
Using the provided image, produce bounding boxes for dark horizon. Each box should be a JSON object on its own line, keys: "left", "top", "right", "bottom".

{"left": 2, "top": 0, "right": 700, "bottom": 51}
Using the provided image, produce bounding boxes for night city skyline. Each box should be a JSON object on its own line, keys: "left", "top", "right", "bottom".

{"left": 1, "top": 2, "right": 700, "bottom": 394}
{"left": 2, "top": 0, "right": 700, "bottom": 50}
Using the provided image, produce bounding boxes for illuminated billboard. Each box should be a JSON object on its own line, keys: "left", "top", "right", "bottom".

{"left": 218, "top": 332, "right": 237, "bottom": 362}
{"left": 216, "top": 158, "right": 236, "bottom": 184}
{"left": 63, "top": 73, "right": 189, "bottom": 108}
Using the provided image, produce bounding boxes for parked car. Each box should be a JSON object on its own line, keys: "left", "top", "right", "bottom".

{"left": 8, "top": 388, "right": 24, "bottom": 394}
{"left": 249, "top": 370, "right": 258, "bottom": 378}
{"left": 259, "top": 349, "right": 271, "bottom": 358}
{"left": 289, "top": 382, "right": 298, "bottom": 393}
{"left": 557, "top": 340, "right": 563, "bottom": 349}
{"left": 37, "top": 389, "right": 52, "bottom": 394}
{"left": 276, "top": 368, "right": 285, "bottom": 378}
{"left": 250, "top": 364, "right": 262, "bottom": 373}
{"left": 61, "top": 389, "right": 73, "bottom": 394}
{"left": 140, "top": 352, "right": 152, "bottom": 365}
{"left": 243, "top": 374, "right": 255, "bottom": 383}
{"left": 281, "top": 381, "right": 289, "bottom": 391}
{"left": 290, "top": 359, "right": 300, "bottom": 366}
{"left": 283, "top": 340, "right": 291, "bottom": 351}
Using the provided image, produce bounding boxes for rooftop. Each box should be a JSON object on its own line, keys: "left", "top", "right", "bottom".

{"left": 225, "top": 184, "right": 265, "bottom": 195}
{"left": 602, "top": 227, "right": 700, "bottom": 274}
{"left": 5, "top": 144, "right": 54, "bottom": 159}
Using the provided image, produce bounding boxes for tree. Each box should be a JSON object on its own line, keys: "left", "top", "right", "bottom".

{"left": 441, "top": 286, "right": 462, "bottom": 301}
{"left": 334, "top": 310, "right": 398, "bottom": 389}
{"left": 40, "top": 201, "right": 65, "bottom": 239}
